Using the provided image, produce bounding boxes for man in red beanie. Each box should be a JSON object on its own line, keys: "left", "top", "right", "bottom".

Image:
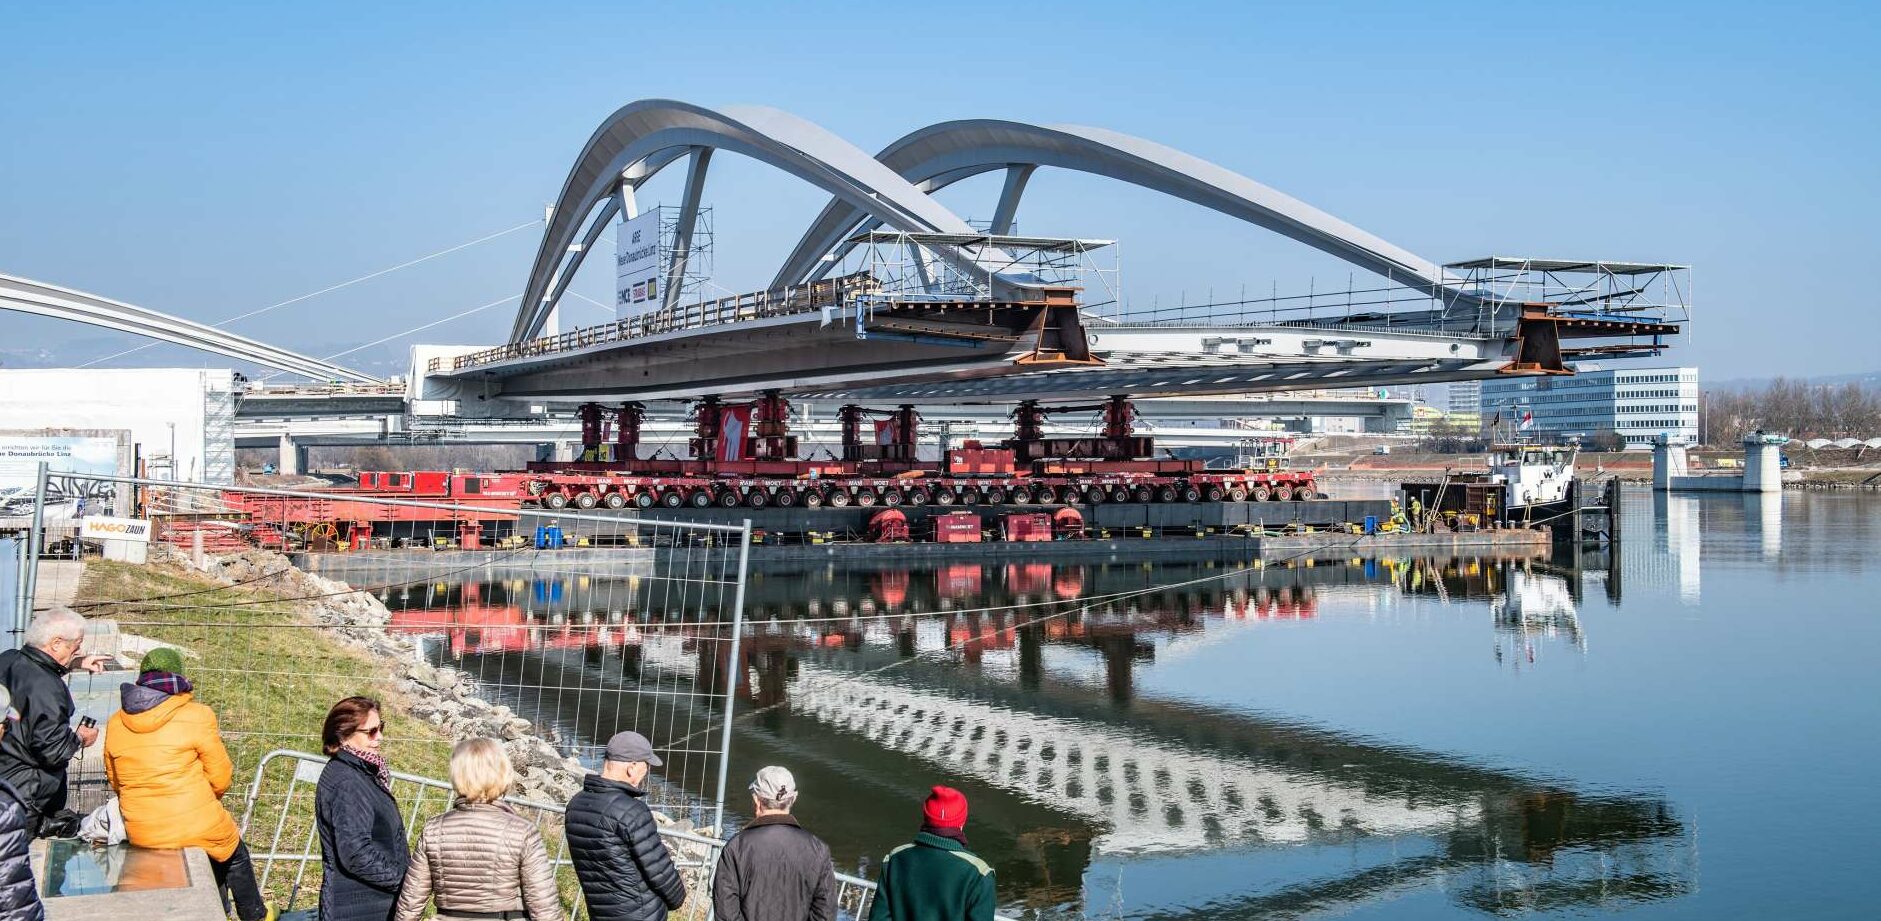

{"left": 867, "top": 785, "right": 995, "bottom": 921}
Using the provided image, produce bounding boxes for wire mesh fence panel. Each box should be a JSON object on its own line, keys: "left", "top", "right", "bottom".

{"left": 22, "top": 472, "right": 749, "bottom": 836}
{"left": 240, "top": 749, "right": 896, "bottom": 921}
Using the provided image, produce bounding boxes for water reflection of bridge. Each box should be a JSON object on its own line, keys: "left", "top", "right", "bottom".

{"left": 383, "top": 554, "right": 1689, "bottom": 917}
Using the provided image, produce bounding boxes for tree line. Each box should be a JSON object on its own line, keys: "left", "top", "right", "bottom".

{"left": 1701, "top": 378, "right": 1881, "bottom": 443}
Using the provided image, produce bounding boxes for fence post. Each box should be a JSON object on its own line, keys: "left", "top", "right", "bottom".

{"left": 17, "top": 462, "right": 49, "bottom": 649}
{"left": 710, "top": 520, "right": 752, "bottom": 834}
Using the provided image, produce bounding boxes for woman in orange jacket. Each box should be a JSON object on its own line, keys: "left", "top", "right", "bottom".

{"left": 102, "top": 649, "right": 273, "bottom": 921}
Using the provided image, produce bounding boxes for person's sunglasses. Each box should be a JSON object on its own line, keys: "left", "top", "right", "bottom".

{"left": 360, "top": 724, "right": 384, "bottom": 738}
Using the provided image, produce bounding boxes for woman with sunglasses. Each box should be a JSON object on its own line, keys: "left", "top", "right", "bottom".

{"left": 314, "top": 697, "right": 408, "bottom": 921}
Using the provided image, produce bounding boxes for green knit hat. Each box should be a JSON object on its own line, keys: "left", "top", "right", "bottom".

{"left": 138, "top": 647, "right": 186, "bottom": 676}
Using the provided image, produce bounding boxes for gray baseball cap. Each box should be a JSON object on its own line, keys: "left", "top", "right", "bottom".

{"left": 749, "top": 765, "right": 797, "bottom": 805}
{"left": 603, "top": 731, "right": 663, "bottom": 767}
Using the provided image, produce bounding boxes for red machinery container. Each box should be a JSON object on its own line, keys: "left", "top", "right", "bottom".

{"left": 946, "top": 443, "right": 1017, "bottom": 476}
{"left": 933, "top": 512, "right": 982, "bottom": 543}
{"left": 1002, "top": 513, "right": 1054, "bottom": 542}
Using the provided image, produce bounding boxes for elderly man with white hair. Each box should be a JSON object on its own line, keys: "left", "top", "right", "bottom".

{"left": 712, "top": 765, "right": 835, "bottom": 921}
{"left": 0, "top": 610, "right": 110, "bottom": 836}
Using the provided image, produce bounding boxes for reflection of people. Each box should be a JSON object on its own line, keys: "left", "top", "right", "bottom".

{"left": 103, "top": 649, "right": 272, "bottom": 921}
{"left": 566, "top": 731, "right": 686, "bottom": 921}
{"left": 393, "top": 738, "right": 562, "bottom": 921}
{"left": 0, "top": 610, "right": 109, "bottom": 836}
{"left": 314, "top": 697, "right": 408, "bottom": 921}
{"left": 713, "top": 766, "right": 834, "bottom": 921}
{"left": 0, "top": 685, "right": 45, "bottom": 921}
{"left": 869, "top": 786, "right": 996, "bottom": 921}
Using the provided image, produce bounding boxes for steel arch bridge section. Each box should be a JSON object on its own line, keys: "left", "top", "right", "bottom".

{"left": 0, "top": 272, "right": 381, "bottom": 383}
{"left": 513, "top": 100, "right": 999, "bottom": 344}
{"left": 772, "top": 119, "right": 1456, "bottom": 296}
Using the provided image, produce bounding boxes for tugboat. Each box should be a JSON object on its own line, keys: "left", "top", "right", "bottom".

{"left": 1402, "top": 444, "right": 1578, "bottom": 531}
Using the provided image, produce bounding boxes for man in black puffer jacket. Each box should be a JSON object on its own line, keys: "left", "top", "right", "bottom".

{"left": 565, "top": 732, "right": 685, "bottom": 921}
{"left": 0, "top": 686, "right": 46, "bottom": 921}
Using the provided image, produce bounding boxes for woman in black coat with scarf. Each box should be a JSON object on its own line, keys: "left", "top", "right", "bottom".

{"left": 314, "top": 697, "right": 407, "bottom": 921}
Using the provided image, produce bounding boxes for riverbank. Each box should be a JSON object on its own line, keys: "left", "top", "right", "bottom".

{"left": 76, "top": 548, "right": 588, "bottom": 804}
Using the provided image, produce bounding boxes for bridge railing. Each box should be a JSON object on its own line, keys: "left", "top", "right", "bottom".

{"left": 434, "top": 273, "right": 884, "bottom": 374}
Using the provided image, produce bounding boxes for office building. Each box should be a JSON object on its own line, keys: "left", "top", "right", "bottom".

{"left": 1480, "top": 366, "right": 1698, "bottom": 449}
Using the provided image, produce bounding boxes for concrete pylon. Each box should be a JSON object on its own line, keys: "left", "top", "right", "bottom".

{"left": 1651, "top": 435, "right": 1686, "bottom": 491}
{"left": 277, "top": 434, "right": 306, "bottom": 476}
{"left": 1742, "top": 434, "right": 1784, "bottom": 493}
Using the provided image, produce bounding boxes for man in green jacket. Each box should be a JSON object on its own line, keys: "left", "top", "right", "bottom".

{"left": 868, "top": 786, "right": 995, "bottom": 921}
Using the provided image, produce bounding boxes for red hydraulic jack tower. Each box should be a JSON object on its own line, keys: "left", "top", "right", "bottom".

{"left": 839, "top": 404, "right": 921, "bottom": 464}
{"left": 749, "top": 391, "right": 797, "bottom": 461}
{"left": 1005, "top": 395, "right": 1155, "bottom": 463}
{"left": 578, "top": 402, "right": 645, "bottom": 462}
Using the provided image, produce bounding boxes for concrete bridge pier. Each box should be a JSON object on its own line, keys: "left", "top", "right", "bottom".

{"left": 277, "top": 433, "right": 307, "bottom": 476}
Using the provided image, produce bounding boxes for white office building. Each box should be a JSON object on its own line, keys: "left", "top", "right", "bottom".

{"left": 1447, "top": 380, "right": 1481, "bottom": 416}
{"left": 1480, "top": 366, "right": 1698, "bottom": 449}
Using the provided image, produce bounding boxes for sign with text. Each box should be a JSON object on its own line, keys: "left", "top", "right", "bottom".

{"left": 0, "top": 435, "right": 119, "bottom": 491}
{"left": 79, "top": 516, "right": 152, "bottom": 543}
{"left": 615, "top": 210, "right": 664, "bottom": 320}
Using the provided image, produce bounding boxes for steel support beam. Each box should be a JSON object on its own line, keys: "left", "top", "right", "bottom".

{"left": 663, "top": 146, "right": 712, "bottom": 313}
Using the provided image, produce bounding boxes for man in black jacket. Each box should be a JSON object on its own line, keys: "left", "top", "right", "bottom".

{"left": 713, "top": 766, "right": 834, "bottom": 921}
{"left": 0, "top": 610, "right": 108, "bottom": 836}
{"left": 565, "top": 732, "right": 686, "bottom": 921}
{"left": 0, "top": 686, "right": 45, "bottom": 921}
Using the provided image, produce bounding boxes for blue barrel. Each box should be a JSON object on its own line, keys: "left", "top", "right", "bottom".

{"left": 534, "top": 524, "right": 565, "bottom": 549}
{"left": 1363, "top": 515, "right": 1378, "bottom": 535}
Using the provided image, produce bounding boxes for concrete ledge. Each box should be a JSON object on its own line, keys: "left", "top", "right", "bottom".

{"left": 33, "top": 842, "right": 225, "bottom": 921}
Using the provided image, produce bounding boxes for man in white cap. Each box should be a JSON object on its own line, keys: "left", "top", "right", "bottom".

{"left": 712, "top": 765, "right": 834, "bottom": 921}
{"left": 564, "top": 731, "right": 686, "bottom": 921}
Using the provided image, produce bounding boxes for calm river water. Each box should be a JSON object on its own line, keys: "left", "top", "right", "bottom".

{"left": 379, "top": 488, "right": 1879, "bottom": 919}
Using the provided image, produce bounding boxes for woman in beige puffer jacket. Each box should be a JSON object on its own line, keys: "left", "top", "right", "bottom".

{"left": 394, "top": 738, "right": 564, "bottom": 921}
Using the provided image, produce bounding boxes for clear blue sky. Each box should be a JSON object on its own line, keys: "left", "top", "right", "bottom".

{"left": 3, "top": 1, "right": 1876, "bottom": 381}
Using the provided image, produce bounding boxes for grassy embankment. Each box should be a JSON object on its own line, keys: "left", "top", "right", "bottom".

{"left": 73, "top": 560, "right": 585, "bottom": 908}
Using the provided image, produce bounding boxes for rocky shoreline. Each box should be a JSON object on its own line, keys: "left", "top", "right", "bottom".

{"left": 154, "top": 545, "right": 594, "bottom": 808}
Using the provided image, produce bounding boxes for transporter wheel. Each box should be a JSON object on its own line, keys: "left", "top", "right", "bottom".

{"left": 1180, "top": 485, "right": 1202, "bottom": 503}
{"left": 545, "top": 493, "right": 570, "bottom": 510}
{"left": 1204, "top": 486, "right": 1226, "bottom": 502}
{"left": 746, "top": 490, "right": 770, "bottom": 509}
{"left": 688, "top": 489, "right": 713, "bottom": 508}
{"left": 959, "top": 487, "right": 982, "bottom": 505}
{"left": 575, "top": 492, "right": 600, "bottom": 510}
{"left": 1084, "top": 486, "right": 1107, "bottom": 504}
{"left": 1155, "top": 485, "right": 1178, "bottom": 503}
{"left": 1132, "top": 485, "right": 1155, "bottom": 503}
{"left": 983, "top": 486, "right": 1008, "bottom": 504}
{"left": 1274, "top": 485, "right": 1295, "bottom": 501}
{"left": 1010, "top": 486, "right": 1033, "bottom": 504}
{"left": 604, "top": 491, "right": 629, "bottom": 509}
{"left": 719, "top": 489, "right": 743, "bottom": 508}
{"left": 1110, "top": 486, "right": 1132, "bottom": 503}
{"left": 855, "top": 489, "right": 878, "bottom": 508}
{"left": 773, "top": 487, "right": 798, "bottom": 507}
{"left": 1299, "top": 480, "right": 1319, "bottom": 499}
{"left": 828, "top": 489, "right": 853, "bottom": 508}
{"left": 933, "top": 488, "right": 956, "bottom": 506}
{"left": 1033, "top": 486, "right": 1057, "bottom": 504}
{"left": 1252, "top": 485, "right": 1273, "bottom": 502}
{"left": 802, "top": 489, "right": 825, "bottom": 508}
{"left": 635, "top": 492, "right": 658, "bottom": 509}
{"left": 1228, "top": 487, "right": 1249, "bottom": 502}
{"left": 905, "top": 487, "right": 930, "bottom": 506}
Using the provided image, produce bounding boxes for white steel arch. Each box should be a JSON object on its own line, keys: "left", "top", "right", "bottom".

{"left": 773, "top": 119, "right": 1455, "bottom": 294}
{"left": 0, "top": 272, "right": 381, "bottom": 383}
{"left": 514, "top": 100, "right": 1004, "bottom": 344}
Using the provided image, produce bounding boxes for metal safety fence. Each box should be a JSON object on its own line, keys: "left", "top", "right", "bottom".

{"left": 9, "top": 470, "right": 752, "bottom": 829}
{"left": 241, "top": 749, "right": 893, "bottom": 921}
